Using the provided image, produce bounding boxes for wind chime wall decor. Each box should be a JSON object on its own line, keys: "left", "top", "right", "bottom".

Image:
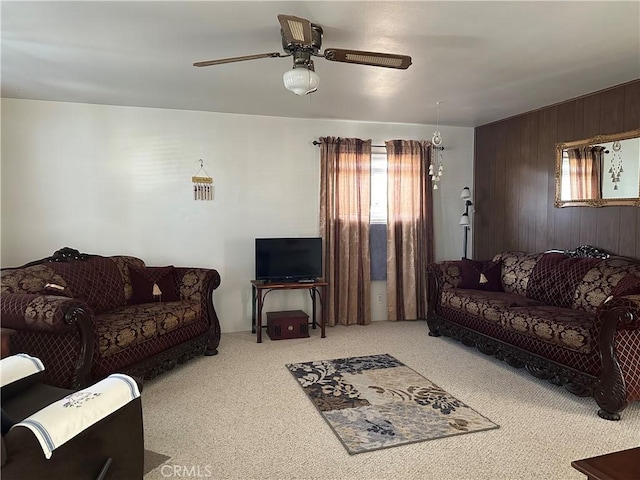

{"left": 192, "top": 159, "right": 213, "bottom": 201}
{"left": 429, "top": 101, "right": 444, "bottom": 190}
{"left": 608, "top": 140, "right": 623, "bottom": 190}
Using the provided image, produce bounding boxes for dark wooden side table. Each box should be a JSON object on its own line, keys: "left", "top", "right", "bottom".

{"left": 571, "top": 447, "right": 640, "bottom": 480}
{"left": 1, "top": 328, "right": 16, "bottom": 358}
{"left": 251, "top": 280, "right": 327, "bottom": 343}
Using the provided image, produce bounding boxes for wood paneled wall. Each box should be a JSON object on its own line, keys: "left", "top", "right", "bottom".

{"left": 473, "top": 80, "right": 640, "bottom": 260}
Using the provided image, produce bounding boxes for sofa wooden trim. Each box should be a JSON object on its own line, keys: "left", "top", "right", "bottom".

{"left": 63, "top": 306, "right": 94, "bottom": 389}
{"left": 593, "top": 301, "right": 639, "bottom": 420}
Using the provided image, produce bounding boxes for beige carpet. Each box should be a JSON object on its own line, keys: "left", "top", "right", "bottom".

{"left": 144, "top": 449, "right": 171, "bottom": 476}
{"left": 141, "top": 320, "right": 639, "bottom": 480}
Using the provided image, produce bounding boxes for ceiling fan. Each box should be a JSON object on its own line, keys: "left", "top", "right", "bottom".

{"left": 193, "top": 14, "right": 412, "bottom": 95}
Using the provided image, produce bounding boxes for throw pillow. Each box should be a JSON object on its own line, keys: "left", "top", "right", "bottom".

{"left": 526, "top": 253, "right": 601, "bottom": 309}
{"left": 610, "top": 273, "right": 640, "bottom": 298}
{"left": 128, "top": 265, "right": 179, "bottom": 304}
{"left": 459, "top": 259, "right": 503, "bottom": 292}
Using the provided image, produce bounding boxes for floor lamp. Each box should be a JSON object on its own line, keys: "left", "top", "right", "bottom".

{"left": 460, "top": 187, "right": 473, "bottom": 259}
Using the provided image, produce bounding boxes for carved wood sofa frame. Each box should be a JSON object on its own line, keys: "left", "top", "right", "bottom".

{"left": 426, "top": 246, "right": 640, "bottom": 421}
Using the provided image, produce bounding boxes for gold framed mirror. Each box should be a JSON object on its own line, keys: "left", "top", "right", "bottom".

{"left": 555, "top": 128, "right": 640, "bottom": 207}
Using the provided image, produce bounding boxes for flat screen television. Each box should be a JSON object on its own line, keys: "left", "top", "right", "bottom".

{"left": 255, "top": 237, "right": 322, "bottom": 282}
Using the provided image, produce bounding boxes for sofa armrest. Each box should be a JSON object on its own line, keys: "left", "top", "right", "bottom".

{"left": 173, "top": 267, "right": 221, "bottom": 299}
{"left": 427, "top": 261, "right": 463, "bottom": 290}
{"left": 173, "top": 267, "right": 221, "bottom": 355}
{"left": 596, "top": 294, "right": 640, "bottom": 333}
{"left": 426, "top": 261, "right": 463, "bottom": 329}
{"left": 0, "top": 294, "right": 94, "bottom": 390}
{"left": 1, "top": 294, "right": 88, "bottom": 333}
{"left": 592, "top": 294, "right": 640, "bottom": 419}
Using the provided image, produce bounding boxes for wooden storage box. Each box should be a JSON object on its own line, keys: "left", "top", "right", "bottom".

{"left": 266, "top": 310, "right": 309, "bottom": 340}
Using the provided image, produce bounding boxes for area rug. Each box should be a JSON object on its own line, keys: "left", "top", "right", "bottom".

{"left": 287, "top": 353, "right": 499, "bottom": 454}
{"left": 144, "top": 449, "right": 171, "bottom": 475}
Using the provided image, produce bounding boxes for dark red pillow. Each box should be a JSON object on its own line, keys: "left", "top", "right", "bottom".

{"left": 459, "top": 259, "right": 503, "bottom": 292}
{"left": 610, "top": 274, "right": 640, "bottom": 298}
{"left": 128, "top": 265, "right": 179, "bottom": 304}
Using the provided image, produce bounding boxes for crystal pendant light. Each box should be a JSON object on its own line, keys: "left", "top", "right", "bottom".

{"left": 609, "top": 140, "right": 623, "bottom": 190}
{"left": 430, "top": 102, "right": 444, "bottom": 189}
{"left": 432, "top": 102, "right": 443, "bottom": 148}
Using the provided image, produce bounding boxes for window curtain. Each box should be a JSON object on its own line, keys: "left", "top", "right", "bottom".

{"left": 568, "top": 146, "right": 603, "bottom": 200}
{"left": 319, "top": 137, "right": 372, "bottom": 326}
{"left": 385, "top": 140, "right": 433, "bottom": 321}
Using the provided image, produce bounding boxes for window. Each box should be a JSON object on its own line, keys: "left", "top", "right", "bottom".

{"left": 370, "top": 152, "right": 387, "bottom": 280}
{"left": 370, "top": 152, "right": 387, "bottom": 224}
{"left": 561, "top": 151, "right": 571, "bottom": 201}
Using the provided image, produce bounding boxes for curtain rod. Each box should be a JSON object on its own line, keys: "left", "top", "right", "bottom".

{"left": 312, "top": 140, "right": 444, "bottom": 150}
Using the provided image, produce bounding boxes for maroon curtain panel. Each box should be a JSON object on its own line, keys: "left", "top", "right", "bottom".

{"left": 385, "top": 140, "right": 434, "bottom": 320}
{"left": 319, "top": 137, "right": 372, "bottom": 326}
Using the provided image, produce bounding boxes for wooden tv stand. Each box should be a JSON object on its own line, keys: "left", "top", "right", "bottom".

{"left": 251, "top": 280, "right": 327, "bottom": 343}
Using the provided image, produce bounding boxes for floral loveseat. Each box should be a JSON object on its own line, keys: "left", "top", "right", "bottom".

{"left": 427, "top": 246, "right": 640, "bottom": 420}
{"left": 1, "top": 247, "right": 221, "bottom": 389}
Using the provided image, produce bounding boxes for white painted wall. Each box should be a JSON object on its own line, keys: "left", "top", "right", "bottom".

{"left": 1, "top": 98, "right": 474, "bottom": 332}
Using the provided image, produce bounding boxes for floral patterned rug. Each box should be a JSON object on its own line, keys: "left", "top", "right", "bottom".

{"left": 287, "top": 354, "right": 499, "bottom": 454}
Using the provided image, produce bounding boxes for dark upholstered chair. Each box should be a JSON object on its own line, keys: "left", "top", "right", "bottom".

{"left": 1, "top": 368, "right": 144, "bottom": 479}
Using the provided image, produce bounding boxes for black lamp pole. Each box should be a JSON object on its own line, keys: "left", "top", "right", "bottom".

{"left": 462, "top": 200, "right": 472, "bottom": 259}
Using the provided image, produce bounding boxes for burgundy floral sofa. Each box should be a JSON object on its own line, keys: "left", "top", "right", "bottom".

{"left": 1, "top": 247, "right": 221, "bottom": 389}
{"left": 427, "top": 246, "right": 640, "bottom": 420}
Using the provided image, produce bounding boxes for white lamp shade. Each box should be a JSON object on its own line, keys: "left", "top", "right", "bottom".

{"left": 460, "top": 187, "right": 471, "bottom": 199}
{"left": 459, "top": 213, "right": 470, "bottom": 226}
{"left": 283, "top": 67, "right": 319, "bottom": 95}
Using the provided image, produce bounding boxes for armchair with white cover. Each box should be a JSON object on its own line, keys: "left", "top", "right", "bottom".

{"left": 1, "top": 354, "right": 144, "bottom": 480}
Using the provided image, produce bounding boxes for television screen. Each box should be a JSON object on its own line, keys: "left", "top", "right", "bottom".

{"left": 255, "top": 237, "right": 322, "bottom": 282}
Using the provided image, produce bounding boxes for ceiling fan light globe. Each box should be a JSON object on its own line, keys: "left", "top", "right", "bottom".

{"left": 283, "top": 67, "right": 319, "bottom": 95}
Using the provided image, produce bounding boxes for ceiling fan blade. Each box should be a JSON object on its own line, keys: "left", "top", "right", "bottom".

{"left": 277, "top": 14, "right": 313, "bottom": 46}
{"left": 323, "top": 48, "right": 412, "bottom": 69}
{"left": 193, "top": 52, "right": 286, "bottom": 67}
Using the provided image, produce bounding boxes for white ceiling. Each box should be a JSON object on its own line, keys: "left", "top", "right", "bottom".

{"left": 2, "top": 1, "right": 639, "bottom": 128}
